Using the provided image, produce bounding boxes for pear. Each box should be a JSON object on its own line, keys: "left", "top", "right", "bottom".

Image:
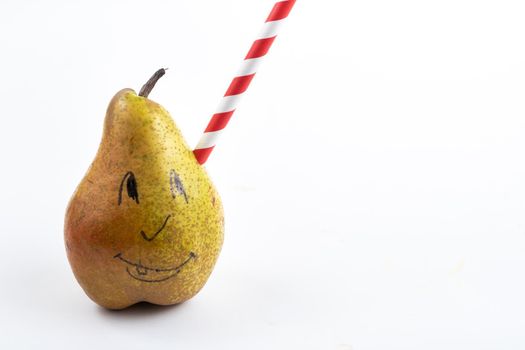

{"left": 64, "top": 70, "right": 224, "bottom": 309}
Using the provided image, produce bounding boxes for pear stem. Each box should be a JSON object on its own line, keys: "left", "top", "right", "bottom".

{"left": 139, "top": 68, "right": 167, "bottom": 98}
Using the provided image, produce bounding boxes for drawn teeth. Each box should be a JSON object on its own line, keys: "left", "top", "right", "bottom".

{"left": 136, "top": 266, "right": 148, "bottom": 275}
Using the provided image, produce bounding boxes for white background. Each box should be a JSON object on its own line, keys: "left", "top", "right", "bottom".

{"left": 0, "top": 0, "right": 524, "bottom": 349}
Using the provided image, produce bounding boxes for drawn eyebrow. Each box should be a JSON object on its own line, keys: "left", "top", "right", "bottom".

{"left": 118, "top": 171, "right": 139, "bottom": 205}
{"left": 170, "top": 169, "right": 188, "bottom": 203}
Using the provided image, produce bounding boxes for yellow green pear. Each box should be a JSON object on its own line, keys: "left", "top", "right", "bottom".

{"left": 64, "top": 70, "right": 224, "bottom": 309}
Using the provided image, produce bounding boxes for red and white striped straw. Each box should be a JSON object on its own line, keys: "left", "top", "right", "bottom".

{"left": 193, "top": 0, "right": 296, "bottom": 165}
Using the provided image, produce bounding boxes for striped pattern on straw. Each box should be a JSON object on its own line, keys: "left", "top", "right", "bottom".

{"left": 193, "top": 0, "right": 296, "bottom": 165}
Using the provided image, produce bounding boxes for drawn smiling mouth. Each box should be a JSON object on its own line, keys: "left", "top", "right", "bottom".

{"left": 113, "top": 252, "right": 196, "bottom": 283}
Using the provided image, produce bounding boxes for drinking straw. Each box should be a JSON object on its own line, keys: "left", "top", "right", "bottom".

{"left": 193, "top": 0, "right": 296, "bottom": 164}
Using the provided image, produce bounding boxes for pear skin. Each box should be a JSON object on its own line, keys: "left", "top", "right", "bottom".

{"left": 64, "top": 89, "right": 224, "bottom": 309}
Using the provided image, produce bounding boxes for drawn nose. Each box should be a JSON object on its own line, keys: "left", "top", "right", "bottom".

{"left": 140, "top": 215, "right": 171, "bottom": 241}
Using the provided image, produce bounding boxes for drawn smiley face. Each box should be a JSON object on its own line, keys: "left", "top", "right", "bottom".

{"left": 113, "top": 169, "right": 196, "bottom": 283}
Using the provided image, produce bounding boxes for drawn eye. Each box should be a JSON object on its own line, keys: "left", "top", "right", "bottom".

{"left": 170, "top": 169, "right": 188, "bottom": 203}
{"left": 118, "top": 171, "right": 139, "bottom": 205}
